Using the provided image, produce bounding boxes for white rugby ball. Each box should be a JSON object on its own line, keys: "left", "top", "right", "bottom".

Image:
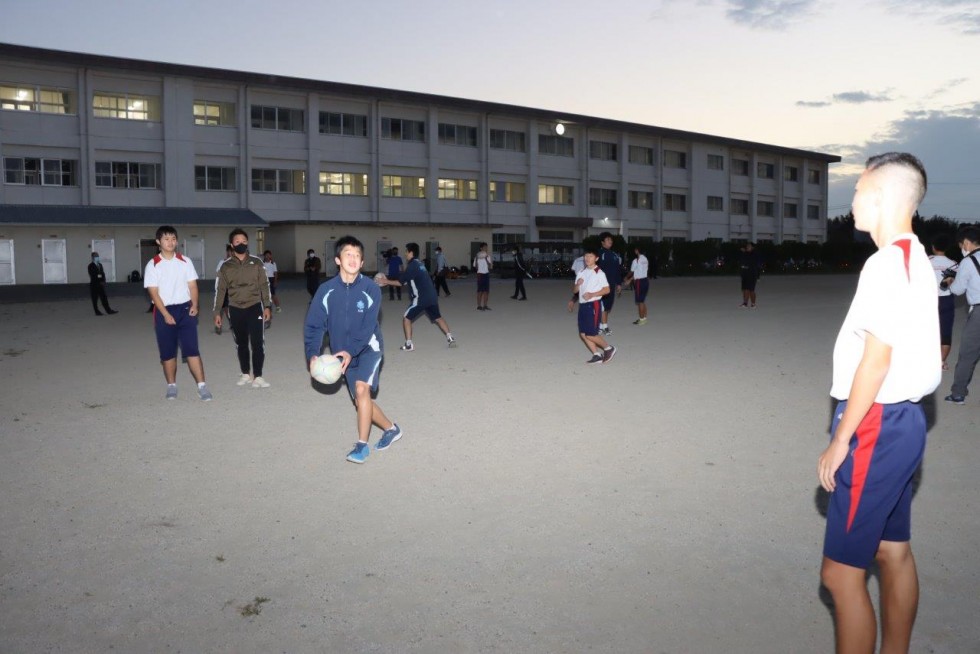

{"left": 311, "top": 355, "right": 342, "bottom": 384}
{"left": 373, "top": 272, "right": 387, "bottom": 285}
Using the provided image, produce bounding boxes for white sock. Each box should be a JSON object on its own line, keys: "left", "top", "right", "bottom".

{"left": 198, "top": 382, "right": 206, "bottom": 388}
{"left": 167, "top": 383, "right": 176, "bottom": 387}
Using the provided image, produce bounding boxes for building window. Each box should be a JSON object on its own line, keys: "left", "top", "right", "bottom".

{"left": 538, "top": 135, "right": 574, "bottom": 157}
{"left": 489, "top": 181, "right": 526, "bottom": 202}
{"left": 195, "top": 165, "right": 237, "bottom": 191}
{"left": 732, "top": 159, "right": 749, "bottom": 176}
{"left": 250, "top": 168, "right": 306, "bottom": 193}
{"left": 538, "top": 184, "right": 574, "bottom": 205}
{"left": 807, "top": 169, "right": 821, "bottom": 184}
{"left": 589, "top": 140, "right": 618, "bottom": 161}
{"left": 757, "top": 200, "right": 775, "bottom": 216}
{"left": 784, "top": 165, "right": 799, "bottom": 182}
{"left": 319, "top": 172, "right": 368, "bottom": 196}
{"left": 318, "top": 112, "right": 368, "bottom": 137}
{"left": 95, "top": 161, "right": 162, "bottom": 189}
{"left": 193, "top": 100, "right": 236, "bottom": 126}
{"left": 250, "top": 105, "right": 304, "bottom": 132}
{"left": 784, "top": 202, "right": 798, "bottom": 218}
{"left": 538, "top": 230, "right": 575, "bottom": 241}
{"left": 3, "top": 157, "right": 78, "bottom": 186}
{"left": 664, "top": 150, "right": 687, "bottom": 169}
{"left": 731, "top": 198, "right": 749, "bottom": 215}
{"left": 438, "top": 123, "right": 478, "bottom": 147}
{"left": 437, "top": 178, "right": 478, "bottom": 200}
{"left": 707, "top": 154, "right": 724, "bottom": 170}
{"left": 492, "top": 233, "right": 526, "bottom": 245}
{"left": 628, "top": 191, "right": 654, "bottom": 210}
{"left": 381, "top": 117, "right": 425, "bottom": 142}
{"left": 757, "top": 162, "right": 775, "bottom": 179}
{"left": 628, "top": 145, "right": 654, "bottom": 165}
{"left": 382, "top": 175, "right": 425, "bottom": 198}
{"left": 663, "top": 193, "right": 687, "bottom": 211}
{"left": 807, "top": 204, "right": 821, "bottom": 220}
{"left": 588, "top": 188, "right": 617, "bottom": 207}
{"left": 1, "top": 84, "right": 76, "bottom": 114}
{"left": 489, "top": 129, "right": 525, "bottom": 152}
{"left": 93, "top": 93, "right": 160, "bottom": 121}
{"left": 707, "top": 195, "right": 724, "bottom": 211}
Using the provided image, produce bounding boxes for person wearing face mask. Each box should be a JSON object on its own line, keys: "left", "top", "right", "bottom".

{"left": 88, "top": 251, "right": 118, "bottom": 316}
{"left": 213, "top": 228, "right": 273, "bottom": 388}
{"left": 942, "top": 225, "right": 980, "bottom": 405}
{"left": 304, "top": 248, "right": 322, "bottom": 298}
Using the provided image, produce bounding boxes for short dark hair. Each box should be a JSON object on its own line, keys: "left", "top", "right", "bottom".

{"left": 391, "top": 247, "right": 398, "bottom": 253}
{"left": 931, "top": 233, "right": 951, "bottom": 253}
{"left": 156, "top": 225, "right": 177, "bottom": 240}
{"left": 584, "top": 246, "right": 600, "bottom": 257}
{"left": 479, "top": 242, "right": 488, "bottom": 248}
{"left": 957, "top": 225, "right": 980, "bottom": 246}
{"left": 865, "top": 152, "right": 927, "bottom": 205}
{"left": 91, "top": 251, "right": 99, "bottom": 258}
{"left": 335, "top": 235, "right": 364, "bottom": 257}
{"left": 435, "top": 246, "right": 442, "bottom": 252}
{"left": 229, "top": 228, "right": 248, "bottom": 243}
{"left": 598, "top": 231, "right": 613, "bottom": 241}
{"left": 405, "top": 242, "right": 420, "bottom": 257}
{"left": 263, "top": 250, "right": 272, "bottom": 256}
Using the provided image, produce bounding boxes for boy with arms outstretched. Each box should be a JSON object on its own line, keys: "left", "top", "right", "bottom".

{"left": 377, "top": 242, "right": 457, "bottom": 351}
{"left": 304, "top": 236, "right": 402, "bottom": 464}
{"left": 817, "top": 153, "right": 940, "bottom": 654}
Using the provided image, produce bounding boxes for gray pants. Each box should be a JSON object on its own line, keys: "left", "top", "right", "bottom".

{"left": 951, "top": 305, "right": 980, "bottom": 397}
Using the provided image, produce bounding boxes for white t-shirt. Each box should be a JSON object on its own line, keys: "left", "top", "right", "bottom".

{"left": 473, "top": 251, "right": 491, "bottom": 274}
{"left": 631, "top": 255, "right": 649, "bottom": 280}
{"left": 263, "top": 261, "right": 278, "bottom": 279}
{"left": 929, "top": 254, "right": 956, "bottom": 297}
{"left": 144, "top": 253, "right": 199, "bottom": 306}
{"left": 575, "top": 266, "right": 609, "bottom": 304}
{"left": 831, "top": 234, "right": 941, "bottom": 403}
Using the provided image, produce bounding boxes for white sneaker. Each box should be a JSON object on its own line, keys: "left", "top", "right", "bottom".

{"left": 275, "top": 306, "right": 282, "bottom": 314}
{"left": 237, "top": 374, "right": 252, "bottom": 386}
{"left": 251, "top": 376, "right": 270, "bottom": 388}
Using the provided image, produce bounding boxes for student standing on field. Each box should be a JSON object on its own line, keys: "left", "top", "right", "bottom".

{"left": 304, "top": 248, "right": 322, "bottom": 298}
{"left": 928, "top": 234, "right": 957, "bottom": 370}
{"left": 262, "top": 250, "right": 282, "bottom": 314}
{"left": 214, "top": 228, "right": 272, "bottom": 389}
{"left": 510, "top": 246, "right": 529, "bottom": 300}
{"left": 817, "top": 153, "right": 939, "bottom": 654}
{"left": 304, "top": 236, "right": 402, "bottom": 464}
{"left": 596, "top": 232, "right": 622, "bottom": 334}
{"left": 386, "top": 247, "right": 403, "bottom": 301}
{"left": 622, "top": 245, "right": 650, "bottom": 325}
{"left": 88, "top": 251, "right": 118, "bottom": 316}
{"left": 143, "top": 225, "right": 212, "bottom": 402}
{"left": 473, "top": 242, "right": 493, "bottom": 310}
{"left": 567, "top": 247, "right": 616, "bottom": 364}
{"left": 433, "top": 246, "right": 451, "bottom": 297}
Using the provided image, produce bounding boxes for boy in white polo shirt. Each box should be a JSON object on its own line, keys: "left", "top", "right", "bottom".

{"left": 567, "top": 247, "right": 616, "bottom": 364}
{"left": 144, "top": 225, "right": 212, "bottom": 401}
{"left": 817, "top": 153, "right": 939, "bottom": 654}
{"left": 622, "top": 245, "right": 650, "bottom": 325}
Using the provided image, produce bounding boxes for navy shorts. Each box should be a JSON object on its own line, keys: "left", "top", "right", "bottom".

{"left": 268, "top": 279, "right": 277, "bottom": 295}
{"left": 344, "top": 347, "right": 383, "bottom": 397}
{"left": 633, "top": 278, "right": 649, "bottom": 304}
{"left": 938, "top": 295, "right": 955, "bottom": 346}
{"left": 600, "top": 291, "right": 615, "bottom": 312}
{"left": 476, "top": 273, "right": 490, "bottom": 293}
{"left": 823, "top": 399, "right": 925, "bottom": 569}
{"left": 740, "top": 272, "right": 757, "bottom": 291}
{"left": 578, "top": 301, "right": 602, "bottom": 336}
{"left": 153, "top": 302, "right": 200, "bottom": 361}
{"left": 405, "top": 302, "right": 441, "bottom": 322}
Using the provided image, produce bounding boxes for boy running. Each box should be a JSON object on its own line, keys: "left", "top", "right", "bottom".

{"left": 622, "top": 245, "right": 650, "bottom": 325}
{"left": 567, "top": 247, "right": 616, "bottom": 364}
{"left": 377, "top": 242, "right": 457, "bottom": 351}
{"left": 304, "top": 236, "right": 402, "bottom": 464}
{"left": 143, "top": 225, "right": 212, "bottom": 401}
{"left": 817, "top": 153, "right": 939, "bottom": 654}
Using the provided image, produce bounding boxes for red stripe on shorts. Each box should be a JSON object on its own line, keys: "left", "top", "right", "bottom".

{"left": 846, "top": 402, "right": 883, "bottom": 533}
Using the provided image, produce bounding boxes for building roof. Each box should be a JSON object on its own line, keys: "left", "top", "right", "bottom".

{"left": 0, "top": 43, "right": 841, "bottom": 164}
{"left": 0, "top": 205, "right": 267, "bottom": 226}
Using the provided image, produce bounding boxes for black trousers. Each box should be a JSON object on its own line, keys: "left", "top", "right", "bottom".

{"left": 388, "top": 284, "right": 402, "bottom": 300}
{"left": 435, "top": 272, "right": 450, "bottom": 296}
{"left": 513, "top": 275, "right": 527, "bottom": 299}
{"left": 229, "top": 303, "right": 265, "bottom": 376}
{"left": 90, "top": 283, "right": 112, "bottom": 313}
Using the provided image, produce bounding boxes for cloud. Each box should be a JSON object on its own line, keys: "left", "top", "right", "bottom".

{"left": 926, "top": 77, "right": 970, "bottom": 99}
{"left": 880, "top": 0, "right": 980, "bottom": 35}
{"left": 795, "top": 100, "right": 831, "bottom": 107}
{"left": 724, "top": 0, "right": 817, "bottom": 29}
{"left": 826, "top": 103, "right": 980, "bottom": 220}
{"left": 831, "top": 90, "right": 894, "bottom": 103}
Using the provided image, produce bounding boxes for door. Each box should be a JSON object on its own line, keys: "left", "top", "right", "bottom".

{"left": 425, "top": 241, "right": 439, "bottom": 275}
{"left": 91, "top": 238, "right": 116, "bottom": 282}
{"left": 0, "top": 239, "right": 14, "bottom": 284}
{"left": 140, "top": 239, "right": 159, "bottom": 277}
{"left": 41, "top": 239, "right": 67, "bottom": 284}
{"left": 323, "top": 240, "right": 338, "bottom": 277}
{"left": 183, "top": 239, "right": 205, "bottom": 278}
{"left": 376, "top": 240, "right": 392, "bottom": 275}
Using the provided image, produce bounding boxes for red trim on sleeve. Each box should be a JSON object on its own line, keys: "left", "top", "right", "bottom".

{"left": 894, "top": 239, "right": 911, "bottom": 282}
{"left": 152, "top": 254, "right": 162, "bottom": 266}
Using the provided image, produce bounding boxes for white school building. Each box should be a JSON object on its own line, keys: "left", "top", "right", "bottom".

{"left": 0, "top": 43, "right": 840, "bottom": 285}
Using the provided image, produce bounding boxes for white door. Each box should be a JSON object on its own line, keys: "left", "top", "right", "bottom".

{"left": 42, "top": 239, "right": 67, "bottom": 284}
{"left": 183, "top": 239, "right": 205, "bottom": 278}
{"left": 0, "top": 239, "right": 14, "bottom": 284}
{"left": 323, "top": 240, "right": 338, "bottom": 277}
{"left": 91, "top": 238, "right": 116, "bottom": 282}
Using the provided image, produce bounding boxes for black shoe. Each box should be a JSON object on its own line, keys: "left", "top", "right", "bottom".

{"left": 484, "top": 306, "right": 492, "bottom": 311}
{"left": 95, "top": 311, "right": 104, "bottom": 316}
{"left": 477, "top": 306, "right": 485, "bottom": 311}
{"left": 510, "top": 296, "right": 518, "bottom": 299}
{"left": 519, "top": 297, "right": 527, "bottom": 301}
{"left": 107, "top": 309, "right": 118, "bottom": 315}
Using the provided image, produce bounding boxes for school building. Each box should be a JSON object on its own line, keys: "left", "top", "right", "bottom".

{"left": 0, "top": 42, "right": 840, "bottom": 286}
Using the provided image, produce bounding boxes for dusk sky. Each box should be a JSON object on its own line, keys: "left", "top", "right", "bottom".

{"left": 2, "top": 0, "right": 977, "bottom": 221}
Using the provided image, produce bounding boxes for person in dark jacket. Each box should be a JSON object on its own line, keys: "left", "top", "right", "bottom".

{"left": 739, "top": 242, "right": 761, "bottom": 308}
{"left": 88, "top": 252, "right": 118, "bottom": 316}
{"left": 510, "top": 246, "right": 529, "bottom": 300}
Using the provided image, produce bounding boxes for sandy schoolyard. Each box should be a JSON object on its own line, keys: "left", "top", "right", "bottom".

{"left": 1, "top": 274, "right": 977, "bottom": 653}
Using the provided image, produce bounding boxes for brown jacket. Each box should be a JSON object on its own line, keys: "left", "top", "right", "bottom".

{"left": 213, "top": 254, "right": 271, "bottom": 314}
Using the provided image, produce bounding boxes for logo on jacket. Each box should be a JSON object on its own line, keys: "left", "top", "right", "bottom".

{"left": 356, "top": 300, "right": 365, "bottom": 313}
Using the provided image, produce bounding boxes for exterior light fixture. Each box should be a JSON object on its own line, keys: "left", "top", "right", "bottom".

{"left": 553, "top": 122, "right": 565, "bottom": 136}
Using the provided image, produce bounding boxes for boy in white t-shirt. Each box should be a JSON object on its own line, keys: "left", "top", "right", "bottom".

{"left": 622, "top": 245, "right": 650, "bottom": 325}
{"left": 262, "top": 250, "right": 281, "bottom": 314}
{"left": 567, "top": 247, "right": 616, "bottom": 364}
{"left": 928, "top": 233, "right": 957, "bottom": 369}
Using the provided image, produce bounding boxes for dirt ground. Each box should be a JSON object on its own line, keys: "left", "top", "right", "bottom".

{"left": 1, "top": 274, "right": 977, "bottom": 653}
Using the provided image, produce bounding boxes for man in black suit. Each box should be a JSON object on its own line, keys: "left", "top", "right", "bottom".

{"left": 88, "top": 252, "right": 118, "bottom": 316}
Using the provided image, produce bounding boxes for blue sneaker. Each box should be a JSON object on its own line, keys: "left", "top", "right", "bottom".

{"left": 375, "top": 423, "right": 402, "bottom": 450}
{"left": 346, "top": 442, "right": 370, "bottom": 464}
